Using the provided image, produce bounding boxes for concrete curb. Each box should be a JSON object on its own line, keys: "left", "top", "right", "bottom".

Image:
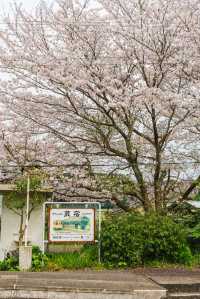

{"left": 0, "top": 289, "right": 166, "bottom": 299}
{"left": 0, "top": 272, "right": 166, "bottom": 299}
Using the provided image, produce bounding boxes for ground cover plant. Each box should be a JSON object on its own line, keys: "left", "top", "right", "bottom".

{"left": 46, "top": 245, "right": 98, "bottom": 270}
{"left": 0, "top": 246, "right": 48, "bottom": 271}
{"left": 0, "top": 254, "right": 19, "bottom": 271}
{"left": 0, "top": 245, "right": 99, "bottom": 271}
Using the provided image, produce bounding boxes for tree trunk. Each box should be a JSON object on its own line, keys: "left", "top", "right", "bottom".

{"left": 111, "top": 194, "right": 131, "bottom": 212}
{"left": 18, "top": 211, "right": 24, "bottom": 246}
{"left": 143, "top": 199, "right": 154, "bottom": 213}
{"left": 181, "top": 175, "right": 200, "bottom": 201}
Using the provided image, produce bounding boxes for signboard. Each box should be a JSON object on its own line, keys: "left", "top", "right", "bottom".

{"left": 49, "top": 208, "right": 95, "bottom": 242}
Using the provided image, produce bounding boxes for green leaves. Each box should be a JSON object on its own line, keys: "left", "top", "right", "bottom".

{"left": 31, "top": 246, "right": 48, "bottom": 271}
{"left": 0, "top": 256, "right": 19, "bottom": 271}
{"left": 101, "top": 212, "right": 192, "bottom": 267}
{"left": 0, "top": 246, "right": 48, "bottom": 272}
{"left": 5, "top": 171, "right": 47, "bottom": 212}
{"left": 46, "top": 246, "right": 98, "bottom": 270}
{"left": 15, "top": 175, "right": 41, "bottom": 192}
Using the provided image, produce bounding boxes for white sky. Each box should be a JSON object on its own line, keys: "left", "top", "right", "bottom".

{"left": 0, "top": 0, "right": 97, "bottom": 18}
{"left": 0, "top": 0, "right": 50, "bottom": 15}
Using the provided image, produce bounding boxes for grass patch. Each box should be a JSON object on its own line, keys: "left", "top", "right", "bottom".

{"left": 45, "top": 245, "right": 99, "bottom": 270}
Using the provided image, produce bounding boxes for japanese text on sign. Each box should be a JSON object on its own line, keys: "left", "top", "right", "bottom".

{"left": 49, "top": 208, "right": 95, "bottom": 242}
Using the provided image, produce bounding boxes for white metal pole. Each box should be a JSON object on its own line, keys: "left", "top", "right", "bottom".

{"left": 98, "top": 203, "right": 101, "bottom": 264}
{"left": 42, "top": 202, "right": 46, "bottom": 254}
{"left": 24, "top": 174, "right": 30, "bottom": 247}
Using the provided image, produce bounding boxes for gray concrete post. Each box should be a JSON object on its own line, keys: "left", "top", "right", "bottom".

{"left": 19, "top": 245, "right": 32, "bottom": 271}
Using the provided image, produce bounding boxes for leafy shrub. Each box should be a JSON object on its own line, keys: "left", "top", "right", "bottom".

{"left": 169, "top": 203, "right": 200, "bottom": 253}
{"left": 101, "top": 212, "right": 193, "bottom": 267}
{"left": 101, "top": 213, "right": 143, "bottom": 267}
{"left": 142, "top": 214, "right": 192, "bottom": 264}
{"left": 31, "top": 246, "right": 48, "bottom": 271}
{"left": 0, "top": 255, "right": 19, "bottom": 271}
{"left": 185, "top": 224, "right": 200, "bottom": 253}
{"left": 0, "top": 246, "right": 48, "bottom": 272}
{"left": 169, "top": 202, "right": 200, "bottom": 229}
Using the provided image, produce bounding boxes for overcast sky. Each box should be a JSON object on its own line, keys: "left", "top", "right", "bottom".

{"left": 0, "top": 0, "right": 96, "bottom": 17}
{"left": 0, "top": 0, "right": 50, "bottom": 15}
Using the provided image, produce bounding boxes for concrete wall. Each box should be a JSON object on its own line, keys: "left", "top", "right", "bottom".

{"left": 0, "top": 198, "right": 43, "bottom": 260}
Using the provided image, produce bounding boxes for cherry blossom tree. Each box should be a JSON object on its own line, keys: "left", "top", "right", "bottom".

{"left": 0, "top": 0, "right": 199, "bottom": 212}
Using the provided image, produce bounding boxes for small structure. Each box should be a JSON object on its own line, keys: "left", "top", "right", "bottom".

{"left": 186, "top": 200, "right": 200, "bottom": 208}
{"left": 0, "top": 184, "right": 53, "bottom": 260}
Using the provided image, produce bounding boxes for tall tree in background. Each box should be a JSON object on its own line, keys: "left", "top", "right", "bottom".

{"left": 0, "top": 0, "right": 199, "bottom": 212}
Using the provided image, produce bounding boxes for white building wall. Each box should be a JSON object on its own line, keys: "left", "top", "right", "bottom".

{"left": 0, "top": 199, "right": 43, "bottom": 260}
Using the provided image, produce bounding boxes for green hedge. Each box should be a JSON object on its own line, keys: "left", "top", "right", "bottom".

{"left": 101, "top": 213, "right": 193, "bottom": 267}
